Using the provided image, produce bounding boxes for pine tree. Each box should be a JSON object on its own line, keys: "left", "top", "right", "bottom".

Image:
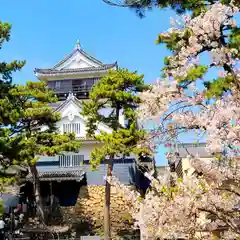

{"left": 0, "top": 20, "right": 26, "bottom": 215}
{"left": 0, "top": 20, "right": 25, "bottom": 184}
{"left": 0, "top": 21, "right": 25, "bottom": 83}
{"left": 104, "top": 0, "right": 240, "bottom": 17}
{"left": 81, "top": 69, "right": 150, "bottom": 240}
{"left": 0, "top": 21, "right": 81, "bottom": 222}
{"left": 2, "top": 82, "right": 81, "bottom": 222}
{"left": 103, "top": 0, "right": 216, "bottom": 17}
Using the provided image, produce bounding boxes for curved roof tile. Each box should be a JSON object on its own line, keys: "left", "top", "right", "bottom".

{"left": 34, "top": 63, "right": 117, "bottom": 75}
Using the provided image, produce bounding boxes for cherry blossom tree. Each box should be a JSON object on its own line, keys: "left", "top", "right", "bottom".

{"left": 108, "top": 1, "right": 240, "bottom": 239}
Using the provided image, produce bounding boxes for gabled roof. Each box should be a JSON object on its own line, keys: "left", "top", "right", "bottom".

{"left": 51, "top": 93, "right": 113, "bottom": 133}
{"left": 34, "top": 41, "right": 118, "bottom": 78}
{"left": 52, "top": 47, "right": 104, "bottom": 69}
{"left": 48, "top": 101, "right": 65, "bottom": 110}
{"left": 53, "top": 92, "right": 83, "bottom": 112}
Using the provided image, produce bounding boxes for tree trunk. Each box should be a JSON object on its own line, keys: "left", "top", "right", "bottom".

{"left": 104, "top": 161, "right": 113, "bottom": 240}
{"left": 29, "top": 165, "right": 46, "bottom": 224}
{"left": 139, "top": 201, "right": 146, "bottom": 240}
{"left": 104, "top": 103, "right": 119, "bottom": 239}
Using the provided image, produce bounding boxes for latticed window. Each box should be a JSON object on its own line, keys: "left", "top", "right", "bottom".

{"left": 59, "top": 154, "right": 84, "bottom": 167}
{"left": 55, "top": 81, "right": 61, "bottom": 89}
{"left": 93, "top": 77, "right": 99, "bottom": 84}
{"left": 63, "top": 123, "right": 81, "bottom": 134}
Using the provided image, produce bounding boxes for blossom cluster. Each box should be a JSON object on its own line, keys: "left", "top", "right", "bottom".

{"left": 109, "top": 155, "right": 240, "bottom": 239}
{"left": 108, "top": 1, "right": 240, "bottom": 239}
{"left": 163, "top": 3, "right": 239, "bottom": 79}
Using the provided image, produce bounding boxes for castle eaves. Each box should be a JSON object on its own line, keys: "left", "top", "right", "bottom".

{"left": 34, "top": 63, "right": 117, "bottom": 77}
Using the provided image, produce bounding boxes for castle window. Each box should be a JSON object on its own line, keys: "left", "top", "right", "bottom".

{"left": 59, "top": 154, "right": 84, "bottom": 167}
{"left": 55, "top": 81, "right": 61, "bottom": 89}
{"left": 63, "top": 123, "right": 81, "bottom": 135}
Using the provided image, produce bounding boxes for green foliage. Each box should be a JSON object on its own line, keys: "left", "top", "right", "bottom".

{"left": 117, "top": 0, "right": 240, "bottom": 17}
{"left": 0, "top": 21, "right": 25, "bottom": 83}
{"left": 156, "top": 31, "right": 183, "bottom": 51}
{"left": 122, "top": 0, "right": 240, "bottom": 99}
{"left": 82, "top": 69, "right": 151, "bottom": 168}
{"left": 106, "top": 0, "right": 240, "bottom": 98}
{"left": 0, "top": 81, "right": 81, "bottom": 168}
{"left": 109, "top": 0, "right": 211, "bottom": 17}
{"left": 204, "top": 75, "right": 233, "bottom": 99}
{"left": 0, "top": 21, "right": 11, "bottom": 44}
{"left": 0, "top": 200, "right": 3, "bottom": 216}
{"left": 89, "top": 122, "right": 148, "bottom": 168}
{"left": 176, "top": 65, "right": 208, "bottom": 83}
{"left": 156, "top": 28, "right": 192, "bottom": 51}
{"left": 156, "top": 4, "right": 239, "bottom": 98}
{"left": 228, "top": 27, "right": 240, "bottom": 58}
{"left": 164, "top": 56, "right": 170, "bottom": 65}
{"left": 0, "top": 21, "right": 81, "bottom": 208}
{"left": 122, "top": 213, "right": 134, "bottom": 224}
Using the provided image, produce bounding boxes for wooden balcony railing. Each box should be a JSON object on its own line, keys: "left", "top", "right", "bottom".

{"left": 50, "top": 84, "right": 92, "bottom": 94}
{"left": 72, "top": 84, "right": 92, "bottom": 93}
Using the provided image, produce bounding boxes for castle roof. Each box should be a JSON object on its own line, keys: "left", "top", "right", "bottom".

{"left": 34, "top": 40, "right": 118, "bottom": 78}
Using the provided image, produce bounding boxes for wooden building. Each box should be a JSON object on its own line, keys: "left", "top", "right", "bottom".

{"left": 26, "top": 41, "right": 153, "bottom": 208}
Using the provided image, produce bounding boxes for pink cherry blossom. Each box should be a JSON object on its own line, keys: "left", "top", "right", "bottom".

{"left": 218, "top": 71, "right": 226, "bottom": 77}
{"left": 107, "top": 2, "right": 240, "bottom": 239}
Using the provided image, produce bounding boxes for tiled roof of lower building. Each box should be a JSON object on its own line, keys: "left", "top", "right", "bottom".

{"left": 176, "top": 143, "right": 212, "bottom": 158}
{"left": 26, "top": 169, "right": 85, "bottom": 181}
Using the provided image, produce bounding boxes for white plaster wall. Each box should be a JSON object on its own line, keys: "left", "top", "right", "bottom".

{"left": 75, "top": 143, "right": 135, "bottom": 161}
{"left": 55, "top": 51, "right": 100, "bottom": 70}
{"left": 40, "top": 97, "right": 134, "bottom": 161}
{"left": 61, "top": 101, "right": 82, "bottom": 119}
{"left": 38, "top": 142, "right": 134, "bottom": 163}
{"left": 57, "top": 116, "right": 85, "bottom": 137}
{"left": 77, "top": 143, "right": 103, "bottom": 160}
{"left": 63, "top": 59, "right": 92, "bottom": 69}
{"left": 37, "top": 143, "right": 102, "bottom": 163}
{"left": 56, "top": 115, "right": 112, "bottom": 137}
{"left": 53, "top": 100, "right": 112, "bottom": 137}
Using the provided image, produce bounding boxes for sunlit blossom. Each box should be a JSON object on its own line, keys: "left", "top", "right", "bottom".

{"left": 108, "top": 2, "right": 240, "bottom": 239}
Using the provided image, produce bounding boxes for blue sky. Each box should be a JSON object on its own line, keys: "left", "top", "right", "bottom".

{"left": 1, "top": 0, "right": 179, "bottom": 165}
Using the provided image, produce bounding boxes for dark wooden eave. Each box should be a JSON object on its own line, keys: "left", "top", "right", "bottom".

{"left": 34, "top": 63, "right": 117, "bottom": 75}
{"left": 26, "top": 169, "right": 85, "bottom": 181}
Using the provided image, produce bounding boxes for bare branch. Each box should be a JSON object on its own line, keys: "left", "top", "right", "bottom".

{"left": 102, "top": 0, "right": 129, "bottom": 7}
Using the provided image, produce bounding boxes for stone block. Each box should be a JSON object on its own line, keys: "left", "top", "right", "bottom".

{"left": 61, "top": 185, "right": 135, "bottom": 237}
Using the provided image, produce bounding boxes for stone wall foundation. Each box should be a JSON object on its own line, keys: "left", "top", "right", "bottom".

{"left": 62, "top": 185, "right": 139, "bottom": 239}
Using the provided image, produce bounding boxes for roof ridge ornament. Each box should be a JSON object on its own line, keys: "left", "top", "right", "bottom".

{"left": 67, "top": 92, "right": 75, "bottom": 100}
{"left": 75, "top": 39, "right": 81, "bottom": 50}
